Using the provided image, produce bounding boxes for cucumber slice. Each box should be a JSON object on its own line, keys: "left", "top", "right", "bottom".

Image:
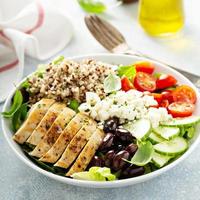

{"left": 123, "top": 119, "right": 151, "bottom": 140}
{"left": 154, "top": 137, "right": 188, "bottom": 156}
{"left": 153, "top": 126, "right": 180, "bottom": 140}
{"left": 161, "top": 116, "right": 200, "bottom": 127}
{"left": 148, "top": 132, "right": 165, "bottom": 144}
{"left": 152, "top": 152, "right": 172, "bottom": 168}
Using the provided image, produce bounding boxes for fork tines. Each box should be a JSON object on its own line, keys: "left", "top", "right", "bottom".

{"left": 85, "top": 15, "right": 126, "bottom": 52}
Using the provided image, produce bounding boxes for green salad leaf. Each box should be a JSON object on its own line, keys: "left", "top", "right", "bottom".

{"left": 126, "top": 141, "right": 154, "bottom": 166}
{"left": 117, "top": 65, "right": 136, "bottom": 80}
{"left": 35, "top": 64, "right": 47, "bottom": 78}
{"left": 182, "top": 126, "right": 195, "bottom": 139}
{"left": 20, "top": 79, "right": 30, "bottom": 89}
{"left": 52, "top": 55, "right": 65, "bottom": 65}
{"left": 68, "top": 99, "right": 80, "bottom": 112}
{"left": 12, "top": 103, "right": 28, "bottom": 131}
{"left": 153, "top": 73, "right": 162, "bottom": 79}
{"left": 72, "top": 167, "right": 116, "bottom": 181}
{"left": 104, "top": 73, "right": 121, "bottom": 93}
{"left": 2, "top": 90, "right": 23, "bottom": 118}
{"left": 77, "top": 0, "right": 106, "bottom": 13}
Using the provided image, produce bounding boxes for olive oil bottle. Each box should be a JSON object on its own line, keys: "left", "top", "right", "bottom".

{"left": 138, "top": 0, "right": 184, "bottom": 36}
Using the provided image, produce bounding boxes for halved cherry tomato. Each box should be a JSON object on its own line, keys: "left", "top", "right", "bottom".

{"left": 161, "top": 90, "right": 174, "bottom": 103}
{"left": 160, "top": 99, "right": 169, "bottom": 108}
{"left": 156, "top": 74, "right": 177, "bottom": 90}
{"left": 150, "top": 93, "right": 163, "bottom": 104}
{"left": 172, "top": 85, "right": 197, "bottom": 104}
{"left": 121, "top": 77, "right": 134, "bottom": 92}
{"left": 168, "top": 102, "right": 194, "bottom": 118}
{"left": 135, "top": 61, "right": 155, "bottom": 74}
{"left": 134, "top": 72, "right": 156, "bottom": 92}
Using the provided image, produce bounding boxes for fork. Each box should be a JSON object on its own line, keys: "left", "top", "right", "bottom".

{"left": 85, "top": 15, "right": 200, "bottom": 89}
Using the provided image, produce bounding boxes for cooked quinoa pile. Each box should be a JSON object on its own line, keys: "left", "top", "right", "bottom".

{"left": 28, "top": 59, "right": 115, "bottom": 104}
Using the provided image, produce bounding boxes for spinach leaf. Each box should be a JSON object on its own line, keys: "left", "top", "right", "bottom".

{"left": 78, "top": 0, "right": 106, "bottom": 13}
{"left": 2, "top": 90, "right": 23, "bottom": 118}
{"left": 103, "top": 73, "right": 121, "bottom": 93}
{"left": 117, "top": 65, "right": 136, "bottom": 80}
{"left": 24, "top": 151, "right": 56, "bottom": 173}
{"left": 68, "top": 99, "right": 80, "bottom": 112}
{"left": 12, "top": 103, "right": 28, "bottom": 131}
{"left": 126, "top": 141, "right": 154, "bottom": 166}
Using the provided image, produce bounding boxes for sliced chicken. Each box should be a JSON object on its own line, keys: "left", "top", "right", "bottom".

{"left": 13, "top": 99, "right": 55, "bottom": 144}
{"left": 26, "top": 103, "right": 66, "bottom": 146}
{"left": 40, "top": 113, "right": 89, "bottom": 163}
{"left": 66, "top": 128, "right": 105, "bottom": 176}
{"left": 29, "top": 107, "right": 76, "bottom": 158}
{"left": 54, "top": 119, "right": 97, "bottom": 168}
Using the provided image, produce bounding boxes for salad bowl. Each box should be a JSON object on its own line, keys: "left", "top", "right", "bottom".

{"left": 2, "top": 54, "right": 200, "bottom": 188}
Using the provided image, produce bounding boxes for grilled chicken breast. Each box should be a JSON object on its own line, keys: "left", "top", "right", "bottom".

{"left": 66, "top": 128, "right": 105, "bottom": 176}
{"left": 26, "top": 103, "right": 66, "bottom": 146}
{"left": 40, "top": 113, "right": 89, "bottom": 163}
{"left": 54, "top": 119, "right": 97, "bottom": 168}
{"left": 30, "top": 107, "right": 76, "bottom": 158}
{"left": 13, "top": 99, "right": 55, "bottom": 144}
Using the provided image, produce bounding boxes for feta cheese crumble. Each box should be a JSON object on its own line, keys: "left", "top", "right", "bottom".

{"left": 78, "top": 90, "right": 172, "bottom": 128}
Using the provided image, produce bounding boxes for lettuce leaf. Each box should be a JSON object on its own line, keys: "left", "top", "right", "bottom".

{"left": 72, "top": 167, "right": 116, "bottom": 181}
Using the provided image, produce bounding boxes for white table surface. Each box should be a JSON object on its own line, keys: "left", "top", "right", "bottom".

{"left": 1, "top": 0, "right": 200, "bottom": 199}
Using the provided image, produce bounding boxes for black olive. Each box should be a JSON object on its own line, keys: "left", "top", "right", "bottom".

{"left": 104, "top": 150, "right": 115, "bottom": 167}
{"left": 112, "top": 150, "right": 130, "bottom": 171}
{"left": 103, "top": 117, "right": 119, "bottom": 133}
{"left": 99, "top": 133, "right": 114, "bottom": 151}
{"left": 115, "top": 128, "right": 135, "bottom": 143}
{"left": 120, "top": 165, "right": 145, "bottom": 179}
{"left": 89, "top": 156, "right": 104, "bottom": 167}
{"left": 113, "top": 144, "right": 125, "bottom": 152}
{"left": 125, "top": 143, "right": 138, "bottom": 156}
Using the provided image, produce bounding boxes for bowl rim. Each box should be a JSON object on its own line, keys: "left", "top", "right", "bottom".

{"left": 2, "top": 53, "right": 200, "bottom": 188}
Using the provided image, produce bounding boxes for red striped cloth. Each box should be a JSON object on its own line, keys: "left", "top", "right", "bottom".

{"left": 0, "top": 0, "right": 73, "bottom": 102}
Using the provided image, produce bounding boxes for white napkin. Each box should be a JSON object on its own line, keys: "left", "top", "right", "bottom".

{"left": 0, "top": 0, "right": 73, "bottom": 102}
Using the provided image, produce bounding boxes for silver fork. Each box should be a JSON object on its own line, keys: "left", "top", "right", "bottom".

{"left": 85, "top": 15, "right": 200, "bottom": 89}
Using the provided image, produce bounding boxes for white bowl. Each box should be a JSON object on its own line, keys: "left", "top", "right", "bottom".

{"left": 2, "top": 54, "right": 200, "bottom": 188}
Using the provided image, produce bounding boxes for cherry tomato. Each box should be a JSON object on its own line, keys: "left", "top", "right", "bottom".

{"left": 150, "top": 93, "right": 163, "bottom": 104}
{"left": 121, "top": 77, "right": 134, "bottom": 92}
{"left": 161, "top": 90, "right": 174, "bottom": 103}
{"left": 134, "top": 72, "right": 156, "bottom": 92}
{"left": 172, "top": 85, "right": 197, "bottom": 104}
{"left": 156, "top": 74, "right": 177, "bottom": 90}
{"left": 135, "top": 61, "right": 155, "bottom": 74}
{"left": 168, "top": 102, "right": 194, "bottom": 118}
{"left": 160, "top": 99, "right": 169, "bottom": 108}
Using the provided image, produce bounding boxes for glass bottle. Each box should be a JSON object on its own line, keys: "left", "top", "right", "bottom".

{"left": 138, "top": 0, "right": 184, "bottom": 36}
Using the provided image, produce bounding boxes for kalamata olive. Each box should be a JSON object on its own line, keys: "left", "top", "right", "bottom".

{"left": 115, "top": 128, "right": 135, "bottom": 143}
{"left": 113, "top": 144, "right": 124, "bottom": 152}
{"left": 125, "top": 143, "right": 138, "bottom": 156}
{"left": 103, "top": 117, "right": 119, "bottom": 133}
{"left": 89, "top": 156, "right": 104, "bottom": 167}
{"left": 99, "top": 133, "right": 114, "bottom": 151}
{"left": 112, "top": 150, "right": 130, "bottom": 171}
{"left": 104, "top": 150, "right": 115, "bottom": 167}
{"left": 120, "top": 166, "right": 145, "bottom": 179}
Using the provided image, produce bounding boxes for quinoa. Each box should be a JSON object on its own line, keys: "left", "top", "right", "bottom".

{"left": 28, "top": 59, "right": 115, "bottom": 104}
